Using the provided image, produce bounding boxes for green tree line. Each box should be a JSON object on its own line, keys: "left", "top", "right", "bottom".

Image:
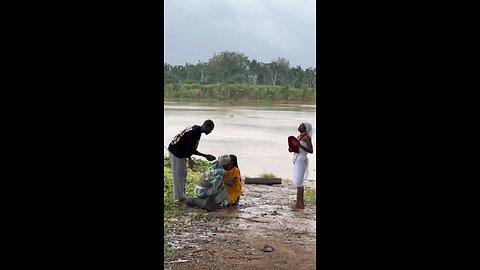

{"left": 164, "top": 51, "right": 316, "bottom": 103}
{"left": 164, "top": 83, "right": 315, "bottom": 103}
{"left": 164, "top": 51, "right": 316, "bottom": 88}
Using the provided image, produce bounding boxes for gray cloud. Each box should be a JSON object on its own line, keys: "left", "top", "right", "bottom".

{"left": 164, "top": 0, "right": 316, "bottom": 69}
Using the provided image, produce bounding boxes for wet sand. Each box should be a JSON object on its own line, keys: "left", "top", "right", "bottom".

{"left": 165, "top": 178, "right": 317, "bottom": 269}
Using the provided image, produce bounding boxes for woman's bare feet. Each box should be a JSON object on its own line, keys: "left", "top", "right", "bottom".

{"left": 291, "top": 201, "right": 304, "bottom": 211}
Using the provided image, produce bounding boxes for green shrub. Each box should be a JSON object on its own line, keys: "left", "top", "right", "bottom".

{"left": 304, "top": 188, "right": 316, "bottom": 205}
{"left": 258, "top": 172, "right": 277, "bottom": 179}
{"left": 164, "top": 83, "right": 316, "bottom": 103}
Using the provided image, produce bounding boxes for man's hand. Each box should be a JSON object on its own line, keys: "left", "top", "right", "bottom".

{"left": 205, "top": 154, "right": 216, "bottom": 161}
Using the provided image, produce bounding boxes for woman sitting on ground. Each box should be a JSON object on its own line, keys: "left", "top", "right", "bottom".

{"left": 222, "top": 154, "right": 242, "bottom": 206}
{"left": 193, "top": 154, "right": 233, "bottom": 208}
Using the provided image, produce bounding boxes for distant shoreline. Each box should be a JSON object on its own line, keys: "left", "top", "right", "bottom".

{"left": 164, "top": 83, "right": 316, "bottom": 104}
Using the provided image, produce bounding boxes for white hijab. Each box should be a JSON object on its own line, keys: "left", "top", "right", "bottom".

{"left": 303, "top": 122, "right": 313, "bottom": 139}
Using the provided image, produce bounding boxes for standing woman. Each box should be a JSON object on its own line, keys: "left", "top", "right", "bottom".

{"left": 288, "top": 122, "right": 314, "bottom": 210}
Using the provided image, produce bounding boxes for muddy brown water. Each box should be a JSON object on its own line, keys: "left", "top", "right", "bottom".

{"left": 164, "top": 99, "right": 317, "bottom": 181}
{"left": 165, "top": 179, "right": 317, "bottom": 270}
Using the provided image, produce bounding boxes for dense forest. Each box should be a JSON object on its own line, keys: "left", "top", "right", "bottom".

{"left": 164, "top": 51, "right": 316, "bottom": 103}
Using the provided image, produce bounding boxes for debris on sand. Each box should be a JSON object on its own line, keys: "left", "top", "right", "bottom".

{"left": 261, "top": 245, "right": 274, "bottom": 252}
{"left": 245, "top": 177, "right": 282, "bottom": 185}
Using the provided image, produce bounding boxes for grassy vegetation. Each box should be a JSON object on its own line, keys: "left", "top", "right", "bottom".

{"left": 189, "top": 213, "right": 214, "bottom": 222}
{"left": 163, "top": 155, "right": 210, "bottom": 262}
{"left": 163, "top": 242, "right": 178, "bottom": 263}
{"left": 304, "top": 188, "right": 316, "bottom": 205}
{"left": 164, "top": 83, "right": 316, "bottom": 104}
{"left": 258, "top": 172, "right": 278, "bottom": 179}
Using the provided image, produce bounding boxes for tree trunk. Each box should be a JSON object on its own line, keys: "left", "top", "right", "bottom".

{"left": 249, "top": 74, "right": 258, "bottom": 85}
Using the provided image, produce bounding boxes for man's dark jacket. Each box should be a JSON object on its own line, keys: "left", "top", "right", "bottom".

{"left": 168, "top": 125, "right": 201, "bottom": 159}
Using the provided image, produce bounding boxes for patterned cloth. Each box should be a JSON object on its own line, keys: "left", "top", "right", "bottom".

{"left": 194, "top": 162, "right": 227, "bottom": 198}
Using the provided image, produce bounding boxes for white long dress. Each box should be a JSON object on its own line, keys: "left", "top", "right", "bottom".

{"left": 292, "top": 140, "right": 309, "bottom": 188}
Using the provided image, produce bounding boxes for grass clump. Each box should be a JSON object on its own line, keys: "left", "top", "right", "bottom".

{"left": 304, "top": 188, "right": 316, "bottom": 205}
{"left": 258, "top": 172, "right": 277, "bottom": 179}
{"left": 190, "top": 213, "right": 214, "bottom": 222}
{"left": 163, "top": 239, "right": 179, "bottom": 262}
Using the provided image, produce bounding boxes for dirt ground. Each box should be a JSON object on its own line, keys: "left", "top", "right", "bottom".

{"left": 164, "top": 179, "right": 317, "bottom": 270}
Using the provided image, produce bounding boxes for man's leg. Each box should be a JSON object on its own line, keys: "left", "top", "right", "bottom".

{"left": 169, "top": 152, "right": 187, "bottom": 201}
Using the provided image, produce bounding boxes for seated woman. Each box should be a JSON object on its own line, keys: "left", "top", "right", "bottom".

{"left": 222, "top": 154, "right": 242, "bottom": 206}
{"left": 193, "top": 155, "right": 233, "bottom": 208}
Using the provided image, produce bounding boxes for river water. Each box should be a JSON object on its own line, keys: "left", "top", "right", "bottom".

{"left": 163, "top": 99, "right": 317, "bottom": 180}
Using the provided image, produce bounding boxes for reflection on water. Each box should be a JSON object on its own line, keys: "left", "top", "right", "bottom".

{"left": 164, "top": 99, "right": 316, "bottom": 181}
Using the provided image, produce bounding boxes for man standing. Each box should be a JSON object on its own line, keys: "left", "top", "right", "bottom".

{"left": 167, "top": 120, "right": 216, "bottom": 202}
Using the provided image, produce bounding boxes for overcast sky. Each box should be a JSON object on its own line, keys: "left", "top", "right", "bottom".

{"left": 164, "top": 0, "right": 316, "bottom": 69}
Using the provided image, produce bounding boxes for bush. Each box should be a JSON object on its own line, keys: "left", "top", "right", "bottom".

{"left": 259, "top": 172, "right": 277, "bottom": 179}
{"left": 304, "top": 188, "right": 316, "bottom": 205}
{"left": 163, "top": 156, "right": 211, "bottom": 209}
{"left": 163, "top": 83, "right": 316, "bottom": 103}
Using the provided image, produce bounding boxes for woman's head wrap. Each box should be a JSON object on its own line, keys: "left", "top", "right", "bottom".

{"left": 303, "top": 122, "right": 313, "bottom": 139}
{"left": 212, "top": 155, "right": 230, "bottom": 165}
{"left": 217, "top": 154, "right": 231, "bottom": 166}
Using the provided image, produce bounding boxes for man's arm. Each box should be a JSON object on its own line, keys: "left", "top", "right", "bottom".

{"left": 185, "top": 131, "right": 216, "bottom": 161}
{"left": 193, "top": 150, "right": 216, "bottom": 161}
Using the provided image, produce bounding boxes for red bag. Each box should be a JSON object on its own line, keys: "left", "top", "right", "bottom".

{"left": 288, "top": 136, "right": 300, "bottom": 153}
